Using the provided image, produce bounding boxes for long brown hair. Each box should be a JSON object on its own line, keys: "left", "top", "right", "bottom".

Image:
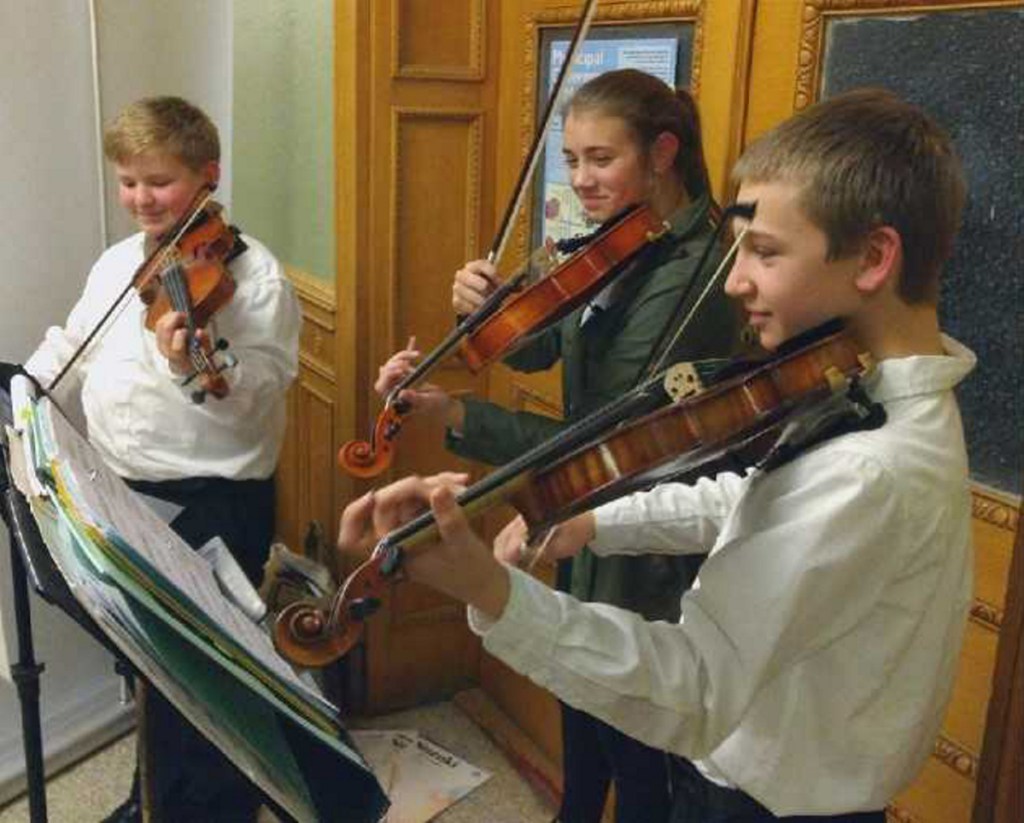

{"left": 566, "top": 68, "right": 712, "bottom": 201}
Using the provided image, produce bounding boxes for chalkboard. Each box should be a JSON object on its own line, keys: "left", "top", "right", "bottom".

{"left": 822, "top": 7, "right": 1024, "bottom": 496}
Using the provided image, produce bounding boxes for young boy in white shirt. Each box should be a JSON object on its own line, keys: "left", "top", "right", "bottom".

{"left": 25, "top": 96, "right": 300, "bottom": 823}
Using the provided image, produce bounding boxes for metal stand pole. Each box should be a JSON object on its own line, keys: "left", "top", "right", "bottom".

{"left": 1, "top": 445, "right": 48, "bottom": 822}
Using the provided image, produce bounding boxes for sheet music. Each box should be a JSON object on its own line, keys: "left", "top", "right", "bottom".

{"left": 35, "top": 398, "right": 338, "bottom": 724}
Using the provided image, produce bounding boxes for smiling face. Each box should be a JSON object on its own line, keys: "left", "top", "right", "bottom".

{"left": 561, "top": 111, "right": 650, "bottom": 223}
{"left": 114, "top": 150, "right": 218, "bottom": 240}
{"left": 725, "top": 180, "right": 865, "bottom": 351}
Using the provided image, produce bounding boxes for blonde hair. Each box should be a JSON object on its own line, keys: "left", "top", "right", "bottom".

{"left": 732, "top": 88, "right": 965, "bottom": 304}
{"left": 103, "top": 96, "right": 220, "bottom": 171}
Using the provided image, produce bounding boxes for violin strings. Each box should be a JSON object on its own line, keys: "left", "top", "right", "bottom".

{"left": 162, "top": 259, "right": 210, "bottom": 375}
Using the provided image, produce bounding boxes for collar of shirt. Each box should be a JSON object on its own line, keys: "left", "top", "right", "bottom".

{"left": 863, "top": 333, "right": 976, "bottom": 403}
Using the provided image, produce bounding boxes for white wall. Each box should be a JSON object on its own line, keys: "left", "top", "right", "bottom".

{"left": 0, "top": 0, "right": 231, "bottom": 804}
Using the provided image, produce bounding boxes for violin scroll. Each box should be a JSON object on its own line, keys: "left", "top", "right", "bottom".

{"left": 273, "top": 548, "right": 399, "bottom": 667}
{"left": 337, "top": 401, "right": 407, "bottom": 478}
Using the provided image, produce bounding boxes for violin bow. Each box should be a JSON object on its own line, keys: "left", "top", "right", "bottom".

{"left": 48, "top": 187, "right": 217, "bottom": 395}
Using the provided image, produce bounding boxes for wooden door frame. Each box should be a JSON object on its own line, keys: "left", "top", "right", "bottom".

{"left": 974, "top": 498, "right": 1024, "bottom": 820}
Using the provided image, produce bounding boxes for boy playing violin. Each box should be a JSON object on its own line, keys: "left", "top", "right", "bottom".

{"left": 24, "top": 96, "right": 301, "bottom": 822}
{"left": 338, "top": 88, "right": 976, "bottom": 820}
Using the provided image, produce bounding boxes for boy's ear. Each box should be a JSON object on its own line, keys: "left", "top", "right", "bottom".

{"left": 853, "top": 225, "right": 902, "bottom": 295}
{"left": 203, "top": 160, "right": 221, "bottom": 191}
{"left": 651, "top": 132, "right": 680, "bottom": 176}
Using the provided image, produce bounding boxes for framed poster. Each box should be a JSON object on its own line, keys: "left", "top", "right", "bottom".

{"left": 533, "top": 23, "right": 694, "bottom": 249}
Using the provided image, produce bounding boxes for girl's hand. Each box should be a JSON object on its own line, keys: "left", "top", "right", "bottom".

{"left": 374, "top": 336, "right": 420, "bottom": 396}
{"left": 453, "top": 260, "right": 499, "bottom": 315}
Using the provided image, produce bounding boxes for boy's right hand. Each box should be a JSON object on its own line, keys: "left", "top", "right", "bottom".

{"left": 453, "top": 259, "right": 499, "bottom": 315}
{"left": 493, "top": 512, "right": 596, "bottom": 568}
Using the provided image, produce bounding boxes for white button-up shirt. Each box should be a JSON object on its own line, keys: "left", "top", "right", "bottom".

{"left": 470, "top": 336, "right": 976, "bottom": 814}
{"left": 26, "top": 231, "right": 300, "bottom": 481}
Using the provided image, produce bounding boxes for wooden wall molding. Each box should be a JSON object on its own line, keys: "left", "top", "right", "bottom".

{"left": 794, "top": 0, "right": 1024, "bottom": 110}
{"left": 935, "top": 733, "right": 980, "bottom": 781}
{"left": 971, "top": 599, "right": 1005, "bottom": 633}
{"left": 390, "top": 106, "right": 484, "bottom": 349}
{"left": 887, "top": 803, "right": 924, "bottom": 823}
{"left": 286, "top": 265, "right": 337, "bottom": 382}
{"left": 972, "top": 487, "right": 1020, "bottom": 532}
{"left": 392, "top": 0, "right": 486, "bottom": 80}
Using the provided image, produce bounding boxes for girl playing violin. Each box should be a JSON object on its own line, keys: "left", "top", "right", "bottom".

{"left": 344, "top": 89, "right": 976, "bottom": 822}
{"left": 24, "top": 96, "right": 300, "bottom": 822}
{"left": 376, "top": 69, "right": 742, "bottom": 823}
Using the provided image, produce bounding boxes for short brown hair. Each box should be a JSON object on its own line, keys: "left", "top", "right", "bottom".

{"left": 732, "top": 88, "right": 965, "bottom": 304}
{"left": 566, "top": 68, "right": 712, "bottom": 200}
{"left": 103, "top": 96, "right": 220, "bottom": 171}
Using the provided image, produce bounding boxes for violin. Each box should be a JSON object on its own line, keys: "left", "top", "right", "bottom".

{"left": 338, "top": 203, "right": 669, "bottom": 479}
{"left": 49, "top": 189, "right": 245, "bottom": 403}
{"left": 274, "top": 323, "right": 879, "bottom": 667}
{"left": 135, "top": 198, "right": 245, "bottom": 403}
{"left": 460, "top": 204, "right": 669, "bottom": 372}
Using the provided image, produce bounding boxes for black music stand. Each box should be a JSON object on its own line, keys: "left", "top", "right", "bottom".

{"left": 1, "top": 435, "right": 48, "bottom": 823}
{"left": 1, "top": 388, "right": 388, "bottom": 823}
{"left": 1, "top": 386, "right": 132, "bottom": 823}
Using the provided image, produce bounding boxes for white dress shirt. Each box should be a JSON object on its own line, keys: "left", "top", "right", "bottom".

{"left": 26, "top": 231, "right": 300, "bottom": 481}
{"left": 469, "top": 336, "right": 976, "bottom": 814}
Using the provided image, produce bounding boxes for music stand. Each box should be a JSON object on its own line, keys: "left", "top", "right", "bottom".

{"left": 1, "top": 387, "right": 388, "bottom": 823}
{"left": 1, "top": 431, "right": 48, "bottom": 823}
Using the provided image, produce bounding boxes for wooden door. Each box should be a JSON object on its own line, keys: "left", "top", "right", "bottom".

{"left": 334, "top": 0, "right": 503, "bottom": 712}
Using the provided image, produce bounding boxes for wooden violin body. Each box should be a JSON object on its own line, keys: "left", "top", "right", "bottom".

{"left": 137, "top": 199, "right": 244, "bottom": 402}
{"left": 460, "top": 204, "right": 669, "bottom": 372}
{"left": 277, "top": 326, "right": 876, "bottom": 667}
{"left": 508, "top": 328, "right": 872, "bottom": 531}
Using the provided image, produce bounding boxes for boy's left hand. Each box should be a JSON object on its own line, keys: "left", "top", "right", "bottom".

{"left": 154, "top": 311, "right": 202, "bottom": 375}
{"left": 337, "top": 473, "right": 511, "bottom": 620}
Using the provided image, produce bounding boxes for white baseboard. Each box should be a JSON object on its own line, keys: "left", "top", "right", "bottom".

{"left": 0, "top": 677, "right": 135, "bottom": 806}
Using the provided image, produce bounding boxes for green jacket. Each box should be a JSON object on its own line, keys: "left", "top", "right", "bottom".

{"left": 447, "top": 194, "right": 741, "bottom": 619}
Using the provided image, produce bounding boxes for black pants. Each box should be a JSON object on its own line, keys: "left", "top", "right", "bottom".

{"left": 668, "top": 757, "right": 886, "bottom": 823}
{"left": 125, "top": 475, "right": 276, "bottom": 822}
{"left": 558, "top": 702, "right": 673, "bottom": 823}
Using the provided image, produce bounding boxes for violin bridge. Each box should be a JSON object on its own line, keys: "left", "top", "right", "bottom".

{"left": 664, "top": 362, "right": 703, "bottom": 402}
{"left": 822, "top": 365, "right": 847, "bottom": 393}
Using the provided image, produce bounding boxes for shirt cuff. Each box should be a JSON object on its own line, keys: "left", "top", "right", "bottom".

{"left": 588, "top": 498, "right": 642, "bottom": 556}
{"left": 467, "top": 566, "right": 563, "bottom": 677}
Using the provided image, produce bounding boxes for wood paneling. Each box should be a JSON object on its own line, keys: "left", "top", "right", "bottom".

{"left": 394, "top": 0, "right": 486, "bottom": 80}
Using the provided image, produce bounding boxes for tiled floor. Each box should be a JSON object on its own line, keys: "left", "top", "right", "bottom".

{"left": 0, "top": 700, "right": 554, "bottom": 822}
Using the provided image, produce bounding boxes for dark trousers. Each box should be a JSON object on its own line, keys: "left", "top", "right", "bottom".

{"left": 558, "top": 702, "right": 673, "bottom": 823}
{"left": 125, "top": 475, "right": 276, "bottom": 822}
{"left": 668, "top": 757, "right": 886, "bottom": 823}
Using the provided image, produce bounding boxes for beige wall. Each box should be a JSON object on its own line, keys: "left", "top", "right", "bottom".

{"left": 232, "top": 0, "right": 336, "bottom": 280}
